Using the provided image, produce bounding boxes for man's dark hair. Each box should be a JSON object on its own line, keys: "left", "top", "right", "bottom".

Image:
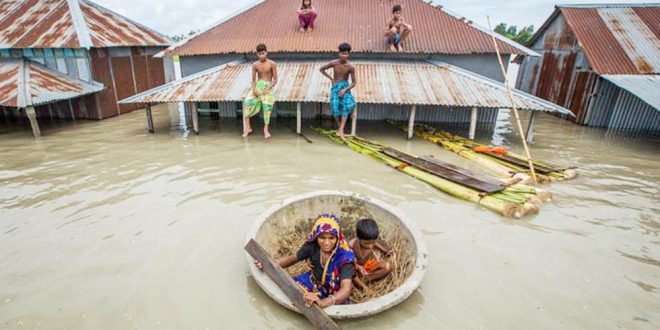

{"left": 393, "top": 4, "right": 402, "bottom": 13}
{"left": 338, "top": 42, "right": 351, "bottom": 53}
{"left": 256, "top": 43, "right": 267, "bottom": 52}
{"left": 356, "top": 218, "right": 379, "bottom": 240}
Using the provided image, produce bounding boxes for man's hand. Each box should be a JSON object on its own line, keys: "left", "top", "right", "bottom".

{"left": 252, "top": 87, "right": 259, "bottom": 96}
{"left": 338, "top": 88, "right": 347, "bottom": 97}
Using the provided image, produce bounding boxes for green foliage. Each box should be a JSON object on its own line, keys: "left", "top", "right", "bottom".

{"left": 168, "top": 30, "right": 199, "bottom": 43}
{"left": 494, "top": 23, "right": 535, "bottom": 46}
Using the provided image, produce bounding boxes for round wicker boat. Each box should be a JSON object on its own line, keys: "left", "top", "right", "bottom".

{"left": 245, "top": 191, "right": 428, "bottom": 319}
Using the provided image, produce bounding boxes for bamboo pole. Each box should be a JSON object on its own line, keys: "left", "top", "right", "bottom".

{"left": 487, "top": 16, "right": 538, "bottom": 184}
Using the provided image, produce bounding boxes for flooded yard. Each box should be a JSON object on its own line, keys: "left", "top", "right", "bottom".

{"left": 1, "top": 105, "right": 658, "bottom": 328}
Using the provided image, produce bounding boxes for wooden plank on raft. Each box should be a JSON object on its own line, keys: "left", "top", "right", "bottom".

{"left": 382, "top": 148, "right": 505, "bottom": 193}
{"left": 419, "top": 156, "right": 506, "bottom": 186}
{"left": 244, "top": 239, "right": 341, "bottom": 330}
{"left": 479, "top": 151, "right": 558, "bottom": 174}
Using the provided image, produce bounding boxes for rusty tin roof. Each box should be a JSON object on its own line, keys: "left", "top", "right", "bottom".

{"left": 0, "top": 57, "right": 104, "bottom": 107}
{"left": 120, "top": 59, "right": 571, "bottom": 115}
{"left": 0, "top": 0, "right": 170, "bottom": 49}
{"left": 529, "top": 4, "right": 660, "bottom": 74}
{"left": 166, "top": 0, "right": 536, "bottom": 57}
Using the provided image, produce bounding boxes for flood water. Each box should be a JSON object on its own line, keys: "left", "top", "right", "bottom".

{"left": 1, "top": 105, "right": 659, "bottom": 329}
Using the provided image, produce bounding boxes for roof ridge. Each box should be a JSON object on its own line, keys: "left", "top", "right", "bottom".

{"left": 68, "top": 0, "right": 93, "bottom": 48}
{"left": 159, "top": 0, "right": 265, "bottom": 57}
{"left": 557, "top": 3, "right": 660, "bottom": 9}
{"left": 430, "top": 2, "right": 539, "bottom": 56}
{"left": 80, "top": 0, "right": 172, "bottom": 45}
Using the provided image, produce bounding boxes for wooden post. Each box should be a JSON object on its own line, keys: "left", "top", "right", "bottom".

{"left": 469, "top": 106, "right": 478, "bottom": 140}
{"left": 525, "top": 111, "right": 537, "bottom": 143}
{"left": 407, "top": 105, "right": 417, "bottom": 140}
{"left": 245, "top": 239, "right": 341, "bottom": 330}
{"left": 191, "top": 102, "right": 199, "bottom": 134}
{"left": 145, "top": 104, "right": 154, "bottom": 133}
{"left": 350, "top": 106, "right": 358, "bottom": 136}
{"left": 296, "top": 102, "right": 302, "bottom": 134}
{"left": 185, "top": 104, "right": 192, "bottom": 129}
{"left": 25, "top": 106, "right": 41, "bottom": 138}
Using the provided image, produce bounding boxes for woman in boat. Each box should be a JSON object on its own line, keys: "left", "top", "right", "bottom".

{"left": 256, "top": 214, "right": 355, "bottom": 307}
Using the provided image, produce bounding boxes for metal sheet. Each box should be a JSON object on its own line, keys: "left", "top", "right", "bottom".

{"left": 0, "top": 58, "right": 103, "bottom": 108}
{"left": 0, "top": 0, "right": 169, "bottom": 49}
{"left": 561, "top": 5, "right": 660, "bottom": 74}
{"left": 167, "top": 0, "right": 532, "bottom": 57}
{"left": 120, "top": 60, "right": 572, "bottom": 115}
{"left": 601, "top": 75, "right": 660, "bottom": 111}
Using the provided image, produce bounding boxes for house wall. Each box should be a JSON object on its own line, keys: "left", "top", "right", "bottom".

{"left": 196, "top": 101, "right": 499, "bottom": 125}
{"left": 516, "top": 13, "right": 598, "bottom": 125}
{"left": 180, "top": 53, "right": 511, "bottom": 83}
{"left": 0, "top": 46, "right": 171, "bottom": 120}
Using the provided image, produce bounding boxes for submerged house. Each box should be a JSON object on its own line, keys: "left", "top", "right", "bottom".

{"left": 0, "top": 0, "right": 173, "bottom": 137}
{"left": 515, "top": 4, "right": 660, "bottom": 135}
{"left": 121, "top": 0, "right": 571, "bottom": 139}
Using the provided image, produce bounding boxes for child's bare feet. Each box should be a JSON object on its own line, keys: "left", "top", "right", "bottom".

{"left": 308, "top": 27, "right": 314, "bottom": 32}
{"left": 242, "top": 129, "right": 252, "bottom": 137}
{"left": 299, "top": 27, "right": 305, "bottom": 33}
{"left": 396, "top": 43, "right": 404, "bottom": 51}
{"left": 264, "top": 127, "right": 271, "bottom": 139}
{"left": 338, "top": 131, "right": 346, "bottom": 140}
{"left": 389, "top": 44, "right": 397, "bottom": 52}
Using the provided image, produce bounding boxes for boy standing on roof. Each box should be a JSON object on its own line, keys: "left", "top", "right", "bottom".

{"left": 385, "top": 4, "right": 413, "bottom": 52}
{"left": 319, "top": 42, "right": 356, "bottom": 140}
{"left": 243, "top": 43, "right": 278, "bottom": 138}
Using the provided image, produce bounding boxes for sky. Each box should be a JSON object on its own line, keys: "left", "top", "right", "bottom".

{"left": 94, "top": 0, "right": 654, "bottom": 37}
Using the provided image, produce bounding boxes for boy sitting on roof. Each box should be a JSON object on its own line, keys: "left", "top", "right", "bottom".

{"left": 243, "top": 43, "right": 278, "bottom": 139}
{"left": 319, "top": 42, "right": 356, "bottom": 140}
{"left": 385, "top": 4, "right": 413, "bottom": 52}
{"left": 349, "top": 218, "right": 392, "bottom": 297}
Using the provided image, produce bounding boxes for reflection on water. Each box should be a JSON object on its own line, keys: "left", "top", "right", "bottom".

{"left": 0, "top": 105, "right": 659, "bottom": 328}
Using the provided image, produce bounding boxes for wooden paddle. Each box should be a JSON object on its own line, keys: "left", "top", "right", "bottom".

{"left": 245, "top": 239, "right": 341, "bottom": 330}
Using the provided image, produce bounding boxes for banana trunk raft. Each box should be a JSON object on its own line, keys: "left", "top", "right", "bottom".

{"left": 387, "top": 121, "right": 578, "bottom": 185}
{"left": 313, "top": 128, "right": 551, "bottom": 218}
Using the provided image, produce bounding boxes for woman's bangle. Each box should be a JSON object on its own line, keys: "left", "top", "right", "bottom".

{"left": 329, "top": 295, "right": 336, "bottom": 306}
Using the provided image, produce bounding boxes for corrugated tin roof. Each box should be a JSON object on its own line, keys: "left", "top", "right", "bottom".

{"left": 601, "top": 74, "right": 660, "bottom": 111}
{"left": 0, "top": 57, "right": 104, "bottom": 108}
{"left": 0, "top": 0, "right": 170, "bottom": 49}
{"left": 558, "top": 4, "right": 660, "bottom": 74}
{"left": 166, "top": 0, "right": 535, "bottom": 57}
{"left": 120, "top": 59, "right": 572, "bottom": 115}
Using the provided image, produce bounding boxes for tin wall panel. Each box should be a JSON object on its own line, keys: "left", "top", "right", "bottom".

{"left": 110, "top": 55, "right": 137, "bottom": 114}
{"left": 89, "top": 48, "right": 119, "bottom": 118}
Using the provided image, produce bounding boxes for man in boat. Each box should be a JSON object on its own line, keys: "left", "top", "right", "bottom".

{"left": 255, "top": 214, "right": 355, "bottom": 307}
{"left": 348, "top": 218, "right": 392, "bottom": 297}
{"left": 243, "top": 43, "right": 278, "bottom": 139}
{"left": 319, "top": 43, "right": 356, "bottom": 140}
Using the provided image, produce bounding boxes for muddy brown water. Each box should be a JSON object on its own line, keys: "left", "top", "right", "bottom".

{"left": 1, "top": 104, "right": 659, "bottom": 329}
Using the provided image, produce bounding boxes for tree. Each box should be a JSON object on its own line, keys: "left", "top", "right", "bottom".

{"left": 169, "top": 30, "right": 199, "bottom": 43}
{"left": 494, "top": 23, "right": 535, "bottom": 46}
